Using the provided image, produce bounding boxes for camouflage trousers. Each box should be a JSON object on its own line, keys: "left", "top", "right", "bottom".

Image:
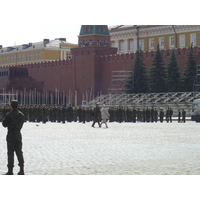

{"left": 7, "top": 139, "right": 24, "bottom": 168}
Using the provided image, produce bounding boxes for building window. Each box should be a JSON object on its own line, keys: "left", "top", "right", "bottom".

{"left": 129, "top": 39, "right": 134, "bottom": 51}
{"left": 180, "top": 35, "right": 185, "bottom": 48}
{"left": 190, "top": 33, "right": 196, "bottom": 46}
{"left": 169, "top": 36, "right": 175, "bottom": 48}
{"left": 26, "top": 53, "right": 32, "bottom": 61}
{"left": 119, "top": 40, "right": 124, "bottom": 52}
{"left": 18, "top": 55, "right": 20, "bottom": 62}
{"left": 139, "top": 39, "right": 144, "bottom": 50}
{"left": 159, "top": 37, "right": 164, "bottom": 49}
{"left": 149, "top": 38, "right": 154, "bottom": 50}
{"left": 10, "top": 56, "right": 13, "bottom": 63}
{"left": 2, "top": 56, "right": 8, "bottom": 64}
{"left": 34, "top": 52, "right": 41, "bottom": 60}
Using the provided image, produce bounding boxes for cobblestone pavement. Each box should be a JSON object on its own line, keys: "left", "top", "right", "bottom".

{"left": 1, "top": 120, "right": 200, "bottom": 175}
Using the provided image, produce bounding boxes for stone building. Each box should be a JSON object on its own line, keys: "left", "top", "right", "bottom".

{"left": 0, "top": 25, "right": 200, "bottom": 105}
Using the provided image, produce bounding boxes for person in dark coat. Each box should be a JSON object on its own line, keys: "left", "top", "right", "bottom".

{"left": 159, "top": 108, "right": 164, "bottom": 123}
{"left": 178, "top": 109, "right": 181, "bottom": 123}
{"left": 166, "top": 108, "right": 170, "bottom": 123}
{"left": 169, "top": 107, "right": 173, "bottom": 123}
{"left": 91, "top": 102, "right": 101, "bottom": 128}
{"left": 182, "top": 109, "right": 186, "bottom": 123}
{"left": 2, "top": 100, "right": 25, "bottom": 175}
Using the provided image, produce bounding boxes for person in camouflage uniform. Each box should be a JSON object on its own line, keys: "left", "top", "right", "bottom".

{"left": 42, "top": 104, "right": 49, "bottom": 123}
{"left": 77, "top": 106, "right": 83, "bottom": 123}
{"left": 66, "top": 104, "right": 73, "bottom": 122}
{"left": 146, "top": 107, "right": 150, "bottom": 122}
{"left": 82, "top": 107, "right": 86, "bottom": 123}
{"left": 169, "top": 107, "right": 173, "bottom": 123}
{"left": 85, "top": 107, "right": 91, "bottom": 122}
{"left": 166, "top": 107, "right": 170, "bottom": 123}
{"left": 52, "top": 105, "right": 57, "bottom": 122}
{"left": 159, "top": 108, "right": 164, "bottom": 123}
{"left": 154, "top": 108, "right": 158, "bottom": 123}
{"left": 117, "top": 106, "right": 124, "bottom": 123}
{"left": 178, "top": 109, "right": 181, "bottom": 123}
{"left": 182, "top": 109, "right": 186, "bottom": 123}
{"left": 2, "top": 100, "right": 25, "bottom": 175}
{"left": 73, "top": 107, "right": 78, "bottom": 122}
{"left": 61, "top": 105, "right": 66, "bottom": 123}
{"left": 142, "top": 108, "right": 146, "bottom": 122}
{"left": 150, "top": 107, "right": 154, "bottom": 122}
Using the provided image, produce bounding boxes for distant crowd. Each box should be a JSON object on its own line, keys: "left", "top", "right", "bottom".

{"left": 0, "top": 104, "right": 186, "bottom": 123}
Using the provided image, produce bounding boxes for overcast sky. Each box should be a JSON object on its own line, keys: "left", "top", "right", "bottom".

{"left": 0, "top": 0, "right": 196, "bottom": 47}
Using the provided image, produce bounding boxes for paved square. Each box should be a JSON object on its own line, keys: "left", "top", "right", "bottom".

{"left": 1, "top": 120, "right": 200, "bottom": 175}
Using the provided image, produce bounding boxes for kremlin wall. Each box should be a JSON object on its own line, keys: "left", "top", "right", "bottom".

{"left": 0, "top": 25, "right": 200, "bottom": 106}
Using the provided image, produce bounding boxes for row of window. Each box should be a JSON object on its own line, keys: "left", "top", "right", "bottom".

{"left": 1, "top": 52, "right": 41, "bottom": 64}
{"left": 0, "top": 71, "right": 8, "bottom": 76}
{"left": 112, "top": 33, "right": 196, "bottom": 52}
{"left": 0, "top": 70, "right": 27, "bottom": 77}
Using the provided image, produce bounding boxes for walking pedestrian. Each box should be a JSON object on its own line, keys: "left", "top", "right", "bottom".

{"left": 2, "top": 100, "right": 25, "bottom": 175}
{"left": 91, "top": 102, "right": 101, "bottom": 128}
{"left": 100, "top": 104, "right": 110, "bottom": 128}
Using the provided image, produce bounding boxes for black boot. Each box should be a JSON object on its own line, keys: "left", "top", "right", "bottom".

{"left": 4, "top": 167, "right": 13, "bottom": 175}
{"left": 18, "top": 166, "right": 25, "bottom": 175}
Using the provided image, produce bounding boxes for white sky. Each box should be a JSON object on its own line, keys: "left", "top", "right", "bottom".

{"left": 1, "top": 0, "right": 196, "bottom": 48}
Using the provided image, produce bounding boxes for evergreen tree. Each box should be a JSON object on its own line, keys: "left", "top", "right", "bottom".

{"left": 182, "top": 45, "right": 196, "bottom": 91}
{"left": 149, "top": 44, "right": 166, "bottom": 93}
{"left": 166, "top": 50, "right": 181, "bottom": 92}
{"left": 125, "top": 49, "right": 148, "bottom": 93}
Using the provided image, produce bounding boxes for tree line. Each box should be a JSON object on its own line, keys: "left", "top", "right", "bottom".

{"left": 125, "top": 44, "right": 197, "bottom": 93}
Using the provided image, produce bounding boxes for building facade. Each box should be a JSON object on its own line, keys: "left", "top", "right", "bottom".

{"left": 109, "top": 25, "right": 200, "bottom": 54}
{"left": 0, "top": 38, "right": 77, "bottom": 67}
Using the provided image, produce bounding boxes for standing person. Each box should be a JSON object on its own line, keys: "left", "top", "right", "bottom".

{"left": 178, "top": 109, "right": 181, "bottom": 123}
{"left": 2, "top": 100, "right": 25, "bottom": 175}
{"left": 182, "top": 109, "right": 186, "bottom": 123}
{"left": 169, "top": 107, "right": 173, "bottom": 123}
{"left": 159, "top": 108, "right": 164, "bottom": 123}
{"left": 146, "top": 107, "right": 150, "bottom": 122}
{"left": 100, "top": 105, "right": 110, "bottom": 128}
{"left": 166, "top": 107, "right": 170, "bottom": 123}
{"left": 150, "top": 107, "right": 154, "bottom": 122}
{"left": 91, "top": 102, "right": 101, "bottom": 128}
{"left": 154, "top": 108, "right": 158, "bottom": 123}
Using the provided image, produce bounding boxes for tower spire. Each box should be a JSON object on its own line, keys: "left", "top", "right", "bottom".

{"left": 78, "top": 25, "right": 111, "bottom": 47}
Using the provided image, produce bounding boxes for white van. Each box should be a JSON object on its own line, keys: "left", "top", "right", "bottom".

{"left": 191, "top": 99, "right": 200, "bottom": 122}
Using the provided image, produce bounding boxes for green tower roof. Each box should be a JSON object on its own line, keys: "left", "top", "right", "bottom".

{"left": 79, "top": 25, "right": 110, "bottom": 36}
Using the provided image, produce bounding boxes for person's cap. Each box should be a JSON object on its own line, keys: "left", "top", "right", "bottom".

{"left": 11, "top": 100, "right": 18, "bottom": 108}
{"left": 96, "top": 102, "right": 100, "bottom": 105}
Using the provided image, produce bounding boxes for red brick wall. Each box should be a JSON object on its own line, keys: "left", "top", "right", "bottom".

{"left": 3, "top": 46, "right": 200, "bottom": 105}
